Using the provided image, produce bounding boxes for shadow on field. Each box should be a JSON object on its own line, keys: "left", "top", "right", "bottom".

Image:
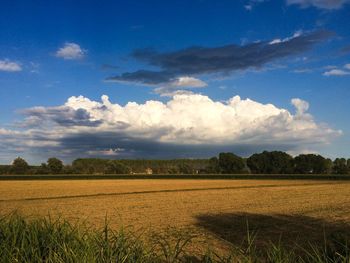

{"left": 195, "top": 213, "right": 350, "bottom": 248}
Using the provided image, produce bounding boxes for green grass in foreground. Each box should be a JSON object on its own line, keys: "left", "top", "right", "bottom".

{"left": 1, "top": 214, "right": 350, "bottom": 262}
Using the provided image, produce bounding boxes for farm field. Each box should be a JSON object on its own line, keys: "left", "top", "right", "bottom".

{"left": 1, "top": 179, "right": 350, "bottom": 252}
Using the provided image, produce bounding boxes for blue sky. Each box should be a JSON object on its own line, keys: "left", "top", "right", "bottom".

{"left": 0, "top": 0, "right": 349, "bottom": 164}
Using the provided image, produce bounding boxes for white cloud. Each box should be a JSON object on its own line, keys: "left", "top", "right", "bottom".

{"left": 322, "top": 64, "right": 350, "bottom": 76}
{"left": 269, "top": 39, "right": 282, "bottom": 45}
{"left": 21, "top": 93, "right": 342, "bottom": 143}
{"left": 269, "top": 30, "right": 303, "bottom": 45}
{"left": 169, "top": 76, "right": 207, "bottom": 88}
{"left": 0, "top": 93, "right": 341, "bottom": 161}
{"left": 0, "top": 59, "right": 22, "bottom": 72}
{"left": 287, "top": 148, "right": 320, "bottom": 157}
{"left": 323, "top": 69, "right": 350, "bottom": 76}
{"left": 287, "top": 0, "right": 350, "bottom": 9}
{"left": 291, "top": 98, "right": 309, "bottom": 115}
{"left": 153, "top": 88, "right": 195, "bottom": 97}
{"left": 153, "top": 76, "right": 207, "bottom": 97}
{"left": 87, "top": 148, "right": 124, "bottom": 156}
{"left": 55, "top": 42, "right": 86, "bottom": 60}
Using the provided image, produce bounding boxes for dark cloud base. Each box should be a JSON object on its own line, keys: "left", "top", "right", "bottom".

{"left": 107, "top": 30, "right": 333, "bottom": 85}
{"left": 31, "top": 132, "right": 304, "bottom": 162}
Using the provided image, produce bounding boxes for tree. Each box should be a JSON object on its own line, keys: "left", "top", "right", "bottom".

{"left": 37, "top": 163, "right": 49, "bottom": 174}
{"left": 218, "top": 152, "right": 245, "bottom": 174}
{"left": 333, "top": 158, "right": 348, "bottom": 174}
{"left": 11, "top": 157, "right": 29, "bottom": 174}
{"left": 62, "top": 165, "right": 74, "bottom": 174}
{"left": 0, "top": 165, "right": 11, "bottom": 175}
{"left": 294, "top": 154, "right": 329, "bottom": 174}
{"left": 206, "top": 157, "right": 220, "bottom": 173}
{"left": 104, "top": 160, "right": 131, "bottom": 174}
{"left": 47, "top": 158, "right": 63, "bottom": 174}
{"left": 247, "top": 151, "right": 294, "bottom": 174}
{"left": 72, "top": 158, "right": 110, "bottom": 174}
{"left": 325, "top": 158, "right": 333, "bottom": 174}
{"left": 178, "top": 163, "right": 193, "bottom": 174}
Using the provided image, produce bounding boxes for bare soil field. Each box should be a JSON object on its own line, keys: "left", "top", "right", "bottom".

{"left": 1, "top": 179, "right": 350, "bottom": 251}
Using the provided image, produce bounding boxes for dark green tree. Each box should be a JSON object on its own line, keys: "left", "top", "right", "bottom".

{"left": 72, "top": 158, "right": 108, "bottom": 174}
{"left": 294, "top": 154, "right": 329, "bottom": 174}
{"left": 218, "top": 152, "right": 245, "bottom": 174}
{"left": 38, "top": 163, "right": 49, "bottom": 174}
{"left": 178, "top": 163, "right": 193, "bottom": 174}
{"left": 104, "top": 160, "right": 131, "bottom": 174}
{"left": 325, "top": 158, "right": 333, "bottom": 174}
{"left": 247, "top": 151, "right": 294, "bottom": 174}
{"left": 11, "top": 157, "right": 29, "bottom": 174}
{"left": 47, "top": 158, "right": 64, "bottom": 174}
{"left": 62, "top": 165, "right": 74, "bottom": 174}
{"left": 333, "top": 158, "right": 348, "bottom": 174}
{"left": 206, "top": 157, "right": 220, "bottom": 173}
{"left": 0, "top": 165, "right": 11, "bottom": 175}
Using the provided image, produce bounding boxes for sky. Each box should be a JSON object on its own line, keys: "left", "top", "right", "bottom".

{"left": 0, "top": 0, "right": 349, "bottom": 164}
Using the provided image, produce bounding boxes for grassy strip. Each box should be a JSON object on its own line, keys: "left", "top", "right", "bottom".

{"left": 0, "top": 214, "right": 350, "bottom": 262}
{"left": 1, "top": 174, "right": 350, "bottom": 181}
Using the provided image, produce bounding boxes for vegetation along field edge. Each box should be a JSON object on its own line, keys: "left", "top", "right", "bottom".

{"left": 1, "top": 174, "right": 350, "bottom": 180}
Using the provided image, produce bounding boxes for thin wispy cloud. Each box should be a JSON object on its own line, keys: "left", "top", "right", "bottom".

{"left": 269, "top": 30, "right": 303, "bottom": 45}
{"left": 323, "top": 63, "right": 350, "bottom": 76}
{"left": 55, "top": 42, "right": 86, "bottom": 60}
{"left": 323, "top": 69, "right": 350, "bottom": 76}
{"left": 244, "top": 4, "right": 253, "bottom": 10}
{"left": 293, "top": 68, "right": 313, "bottom": 73}
{"left": 339, "top": 45, "right": 350, "bottom": 55}
{"left": 287, "top": 0, "right": 350, "bottom": 9}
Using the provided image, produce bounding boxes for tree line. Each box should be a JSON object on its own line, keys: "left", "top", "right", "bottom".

{"left": 0, "top": 151, "right": 350, "bottom": 175}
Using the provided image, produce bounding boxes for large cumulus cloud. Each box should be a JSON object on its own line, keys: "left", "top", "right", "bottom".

{"left": 0, "top": 93, "right": 341, "bottom": 163}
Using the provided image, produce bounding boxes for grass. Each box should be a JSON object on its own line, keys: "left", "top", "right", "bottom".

{"left": 1, "top": 213, "right": 350, "bottom": 262}
{"left": 0, "top": 213, "right": 156, "bottom": 262}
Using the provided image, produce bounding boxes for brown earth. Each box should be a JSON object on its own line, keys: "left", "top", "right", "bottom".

{"left": 1, "top": 179, "right": 350, "bottom": 252}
